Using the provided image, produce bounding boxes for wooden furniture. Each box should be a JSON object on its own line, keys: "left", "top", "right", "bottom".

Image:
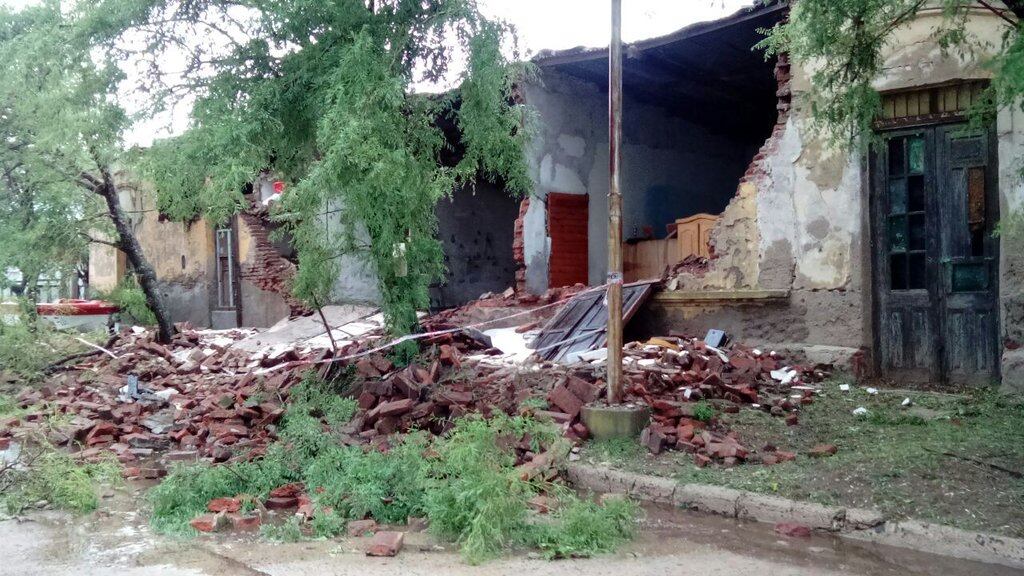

{"left": 675, "top": 213, "right": 718, "bottom": 259}
{"left": 622, "top": 213, "right": 720, "bottom": 282}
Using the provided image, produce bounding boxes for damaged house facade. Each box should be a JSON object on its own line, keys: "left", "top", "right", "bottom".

{"left": 513, "top": 3, "right": 1023, "bottom": 389}
{"left": 89, "top": 3, "right": 1024, "bottom": 389}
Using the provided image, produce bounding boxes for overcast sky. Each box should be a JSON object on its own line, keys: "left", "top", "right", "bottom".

{"left": 3, "top": 0, "right": 754, "bottom": 145}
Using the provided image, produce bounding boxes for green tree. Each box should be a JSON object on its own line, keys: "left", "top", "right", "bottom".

{"left": 83, "top": 0, "right": 533, "bottom": 336}
{"left": 760, "top": 1, "right": 1024, "bottom": 147}
{"left": 0, "top": 2, "right": 175, "bottom": 342}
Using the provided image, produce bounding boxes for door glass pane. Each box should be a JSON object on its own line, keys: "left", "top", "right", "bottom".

{"left": 889, "top": 215, "right": 908, "bottom": 252}
{"left": 888, "top": 138, "right": 905, "bottom": 175}
{"left": 967, "top": 167, "right": 986, "bottom": 257}
{"left": 891, "top": 254, "right": 908, "bottom": 290}
{"left": 889, "top": 179, "right": 907, "bottom": 213}
{"left": 951, "top": 262, "right": 988, "bottom": 292}
{"left": 908, "top": 136, "right": 925, "bottom": 173}
{"left": 908, "top": 253, "right": 926, "bottom": 289}
{"left": 908, "top": 214, "right": 926, "bottom": 250}
{"left": 907, "top": 175, "right": 925, "bottom": 212}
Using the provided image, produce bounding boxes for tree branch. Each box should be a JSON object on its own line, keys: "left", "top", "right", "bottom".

{"left": 976, "top": 0, "right": 1018, "bottom": 27}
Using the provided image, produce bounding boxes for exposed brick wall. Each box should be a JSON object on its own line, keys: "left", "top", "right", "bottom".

{"left": 512, "top": 196, "right": 530, "bottom": 293}
{"left": 238, "top": 209, "right": 310, "bottom": 316}
{"left": 739, "top": 53, "right": 792, "bottom": 189}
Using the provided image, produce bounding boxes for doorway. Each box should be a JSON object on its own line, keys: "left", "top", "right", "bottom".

{"left": 871, "top": 123, "right": 1000, "bottom": 385}
{"left": 547, "top": 192, "right": 589, "bottom": 288}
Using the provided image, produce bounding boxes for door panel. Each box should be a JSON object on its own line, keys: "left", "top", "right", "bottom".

{"left": 873, "top": 123, "right": 1000, "bottom": 385}
{"left": 873, "top": 129, "right": 941, "bottom": 383}
{"left": 547, "top": 192, "right": 589, "bottom": 288}
{"left": 936, "top": 125, "right": 1000, "bottom": 384}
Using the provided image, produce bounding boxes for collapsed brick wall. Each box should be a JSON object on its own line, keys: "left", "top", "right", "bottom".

{"left": 737, "top": 53, "right": 792, "bottom": 194}
{"left": 238, "top": 210, "right": 310, "bottom": 316}
{"left": 669, "top": 53, "right": 792, "bottom": 292}
{"left": 512, "top": 196, "right": 530, "bottom": 294}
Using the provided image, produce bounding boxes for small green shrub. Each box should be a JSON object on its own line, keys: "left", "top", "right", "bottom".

{"left": 148, "top": 457, "right": 293, "bottom": 535}
{"left": 693, "top": 401, "right": 716, "bottom": 422}
{"left": 148, "top": 375, "right": 640, "bottom": 562}
{"left": 588, "top": 437, "right": 644, "bottom": 463}
{"left": 529, "top": 496, "right": 639, "bottom": 559}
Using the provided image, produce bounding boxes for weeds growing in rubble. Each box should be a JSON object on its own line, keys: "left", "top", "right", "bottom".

{"left": 148, "top": 372, "right": 641, "bottom": 562}
{"left": 0, "top": 440, "right": 121, "bottom": 514}
{"left": 692, "top": 400, "right": 716, "bottom": 422}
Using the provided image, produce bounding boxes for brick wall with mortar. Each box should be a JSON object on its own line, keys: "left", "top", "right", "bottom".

{"left": 238, "top": 210, "right": 309, "bottom": 317}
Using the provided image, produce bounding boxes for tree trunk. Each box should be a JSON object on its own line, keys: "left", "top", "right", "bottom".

{"left": 95, "top": 171, "right": 175, "bottom": 344}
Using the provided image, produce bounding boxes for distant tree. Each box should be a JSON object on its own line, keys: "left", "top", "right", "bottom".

{"left": 82, "top": 0, "right": 534, "bottom": 338}
{"left": 0, "top": 3, "right": 174, "bottom": 342}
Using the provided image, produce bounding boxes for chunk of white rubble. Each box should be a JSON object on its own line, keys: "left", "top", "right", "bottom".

{"left": 770, "top": 368, "right": 799, "bottom": 385}
{"left": 852, "top": 406, "right": 869, "bottom": 416}
{"left": 901, "top": 397, "right": 912, "bottom": 407}
{"left": 865, "top": 387, "right": 879, "bottom": 395}
{"left": 839, "top": 383, "right": 850, "bottom": 392}
{"left": 704, "top": 345, "right": 730, "bottom": 363}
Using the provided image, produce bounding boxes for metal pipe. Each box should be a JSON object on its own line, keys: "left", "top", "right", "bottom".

{"left": 607, "top": 0, "right": 624, "bottom": 405}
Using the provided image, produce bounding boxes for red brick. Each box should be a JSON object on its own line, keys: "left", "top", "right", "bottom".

{"left": 265, "top": 496, "right": 298, "bottom": 510}
{"left": 774, "top": 522, "right": 812, "bottom": 538}
{"left": 190, "top": 513, "right": 225, "bottom": 533}
{"left": 230, "top": 513, "right": 262, "bottom": 531}
{"left": 207, "top": 497, "right": 242, "bottom": 513}
{"left": 807, "top": 444, "right": 837, "bottom": 458}
{"left": 377, "top": 398, "right": 416, "bottom": 418}
{"left": 347, "top": 519, "right": 379, "bottom": 537}
{"left": 366, "top": 531, "right": 404, "bottom": 556}
{"left": 270, "top": 482, "right": 304, "bottom": 498}
{"left": 546, "top": 384, "right": 583, "bottom": 418}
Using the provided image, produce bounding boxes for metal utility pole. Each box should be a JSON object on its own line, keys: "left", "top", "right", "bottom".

{"left": 607, "top": 0, "right": 624, "bottom": 405}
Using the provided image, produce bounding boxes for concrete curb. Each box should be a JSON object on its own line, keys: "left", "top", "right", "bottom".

{"left": 565, "top": 463, "right": 1024, "bottom": 569}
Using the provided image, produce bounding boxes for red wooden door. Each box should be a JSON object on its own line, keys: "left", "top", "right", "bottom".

{"left": 547, "top": 192, "right": 589, "bottom": 287}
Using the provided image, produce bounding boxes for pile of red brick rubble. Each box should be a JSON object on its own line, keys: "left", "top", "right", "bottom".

{"left": 0, "top": 326, "right": 339, "bottom": 477}
{"left": 1, "top": 288, "right": 833, "bottom": 479}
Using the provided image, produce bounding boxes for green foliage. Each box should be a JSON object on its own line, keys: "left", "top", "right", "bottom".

{"left": 82, "top": 0, "right": 534, "bottom": 337}
{"left": 0, "top": 320, "right": 100, "bottom": 383}
{"left": 102, "top": 277, "right": 156, "bottom": 326}
{"left": 587, "top": 437, "right": 645, "bottom": 464}
{"left": 149, "top": 379, "right": 639, "bottom": 561}
{"left": 420, "top": 414, "right": 559, "bottom": 563}
{"left": 692, "top": 401, "right": 716, "bottom": 423}
{"left": 261, "top": 515, "right": 305, "bottom": 543}
{"left": 0, "top": 3, "right": 128, "bottom": 288}
{"left": 528, "top": 497, "right": 639, "bottom": 560}
{"left": 1, "top": 442, "right": 121, "bottom": 515}
{"left": 759, "top": 0, "right": 1022, "bottom": 151}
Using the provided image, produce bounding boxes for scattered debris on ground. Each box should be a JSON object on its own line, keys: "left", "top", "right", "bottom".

{"left": 1, "top": 283, "right": 835, "bottom": 484}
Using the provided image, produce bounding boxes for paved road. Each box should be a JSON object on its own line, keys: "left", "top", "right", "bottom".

{"left": 1, "top": 488, "right": 1020, "bottom": 576}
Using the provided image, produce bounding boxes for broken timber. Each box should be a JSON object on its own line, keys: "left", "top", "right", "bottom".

{"left": 531, "top": 280, "right": 656, "bottom": 363}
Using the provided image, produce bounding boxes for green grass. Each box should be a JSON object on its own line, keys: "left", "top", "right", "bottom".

{"left": 1, "top": 442, "right": 122, "bottom": 514}
{"left": 581, "top": 382, "right": 1024, "bottom": 537}
{"left": 148, "top": 371, "right": 641, "bottom": 562}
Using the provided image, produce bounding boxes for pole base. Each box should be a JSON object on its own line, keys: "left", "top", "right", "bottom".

{"left": 581, "top": 403, "right": 651, "bottom": 441}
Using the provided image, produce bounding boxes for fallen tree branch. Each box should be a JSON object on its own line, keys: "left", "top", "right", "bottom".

{"left": 925, "top": 447, "right": 1023, "bottom": 479}
{"left": 42, "top": 334, "right": 119, "bottom": 374}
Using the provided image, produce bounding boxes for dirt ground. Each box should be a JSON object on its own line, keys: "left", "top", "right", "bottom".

{"left": 581, "top": 382, "right": 1024, "bottom": 537}
{"left": 1, "top": 483, "right": 1021, "bottom": 576}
